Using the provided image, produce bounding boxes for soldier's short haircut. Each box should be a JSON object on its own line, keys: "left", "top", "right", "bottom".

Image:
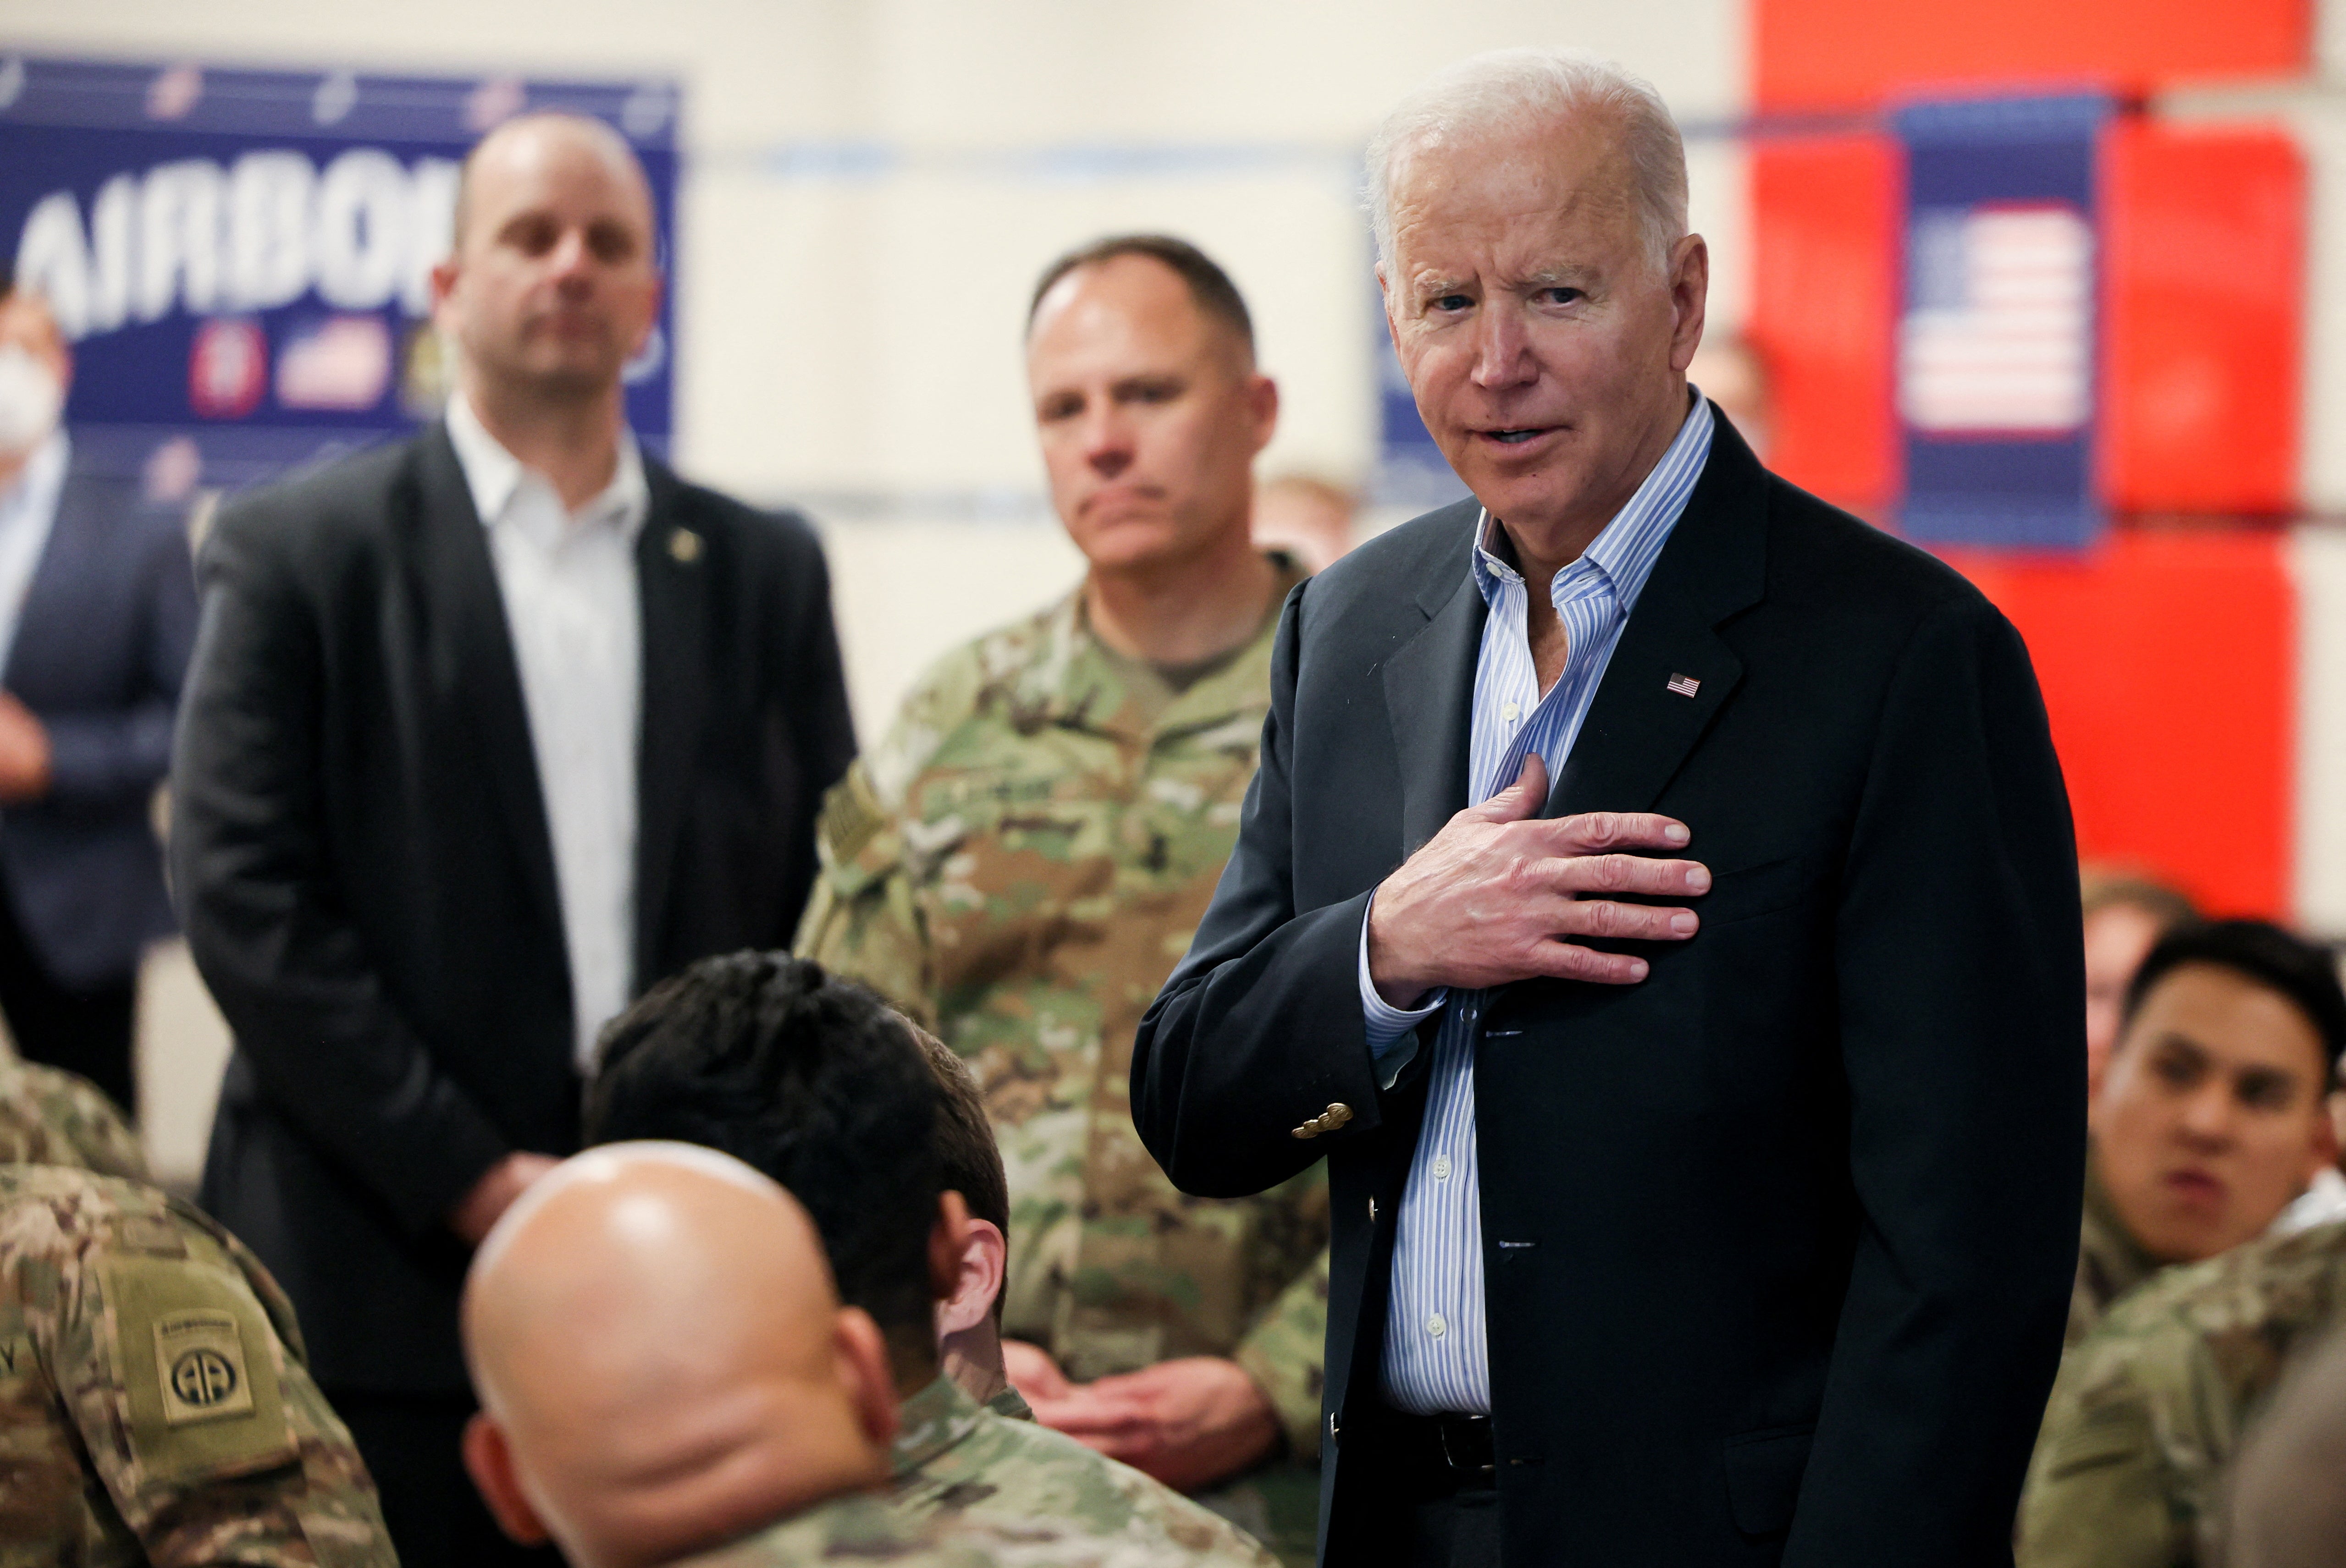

{"left": 2123, "top": 919, "right": 2346, "bottom": 1080}
{"left": 911, "top": 1027, "right": 1008, "bottom": 1236}
{"left": 1026, "top": 234, "right": 1254, "bottom": 361}
{"left": 583, "top": 952, "right": 945, "bottom": 1375}
{"left": 909, "top": 1025, "right": 1011, "bottom": 1329}
{"left": 0, "top": 259, "right": 14, "bottom": 303}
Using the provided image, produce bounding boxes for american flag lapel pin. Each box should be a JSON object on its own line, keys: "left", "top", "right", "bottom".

{"left": 1666, "top": 672, "right": 1701, "bottom": 698}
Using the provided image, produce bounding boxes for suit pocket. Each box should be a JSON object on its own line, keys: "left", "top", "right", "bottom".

{"left": 1722, "top": 1424, "right": 1813, "bottom": 1536}
{"left": 1696, "top": 856, "right": 1815, "bottom": 929}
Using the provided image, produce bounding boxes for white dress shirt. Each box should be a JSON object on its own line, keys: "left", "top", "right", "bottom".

{"left": 443, "top": 394, "right": 647, "bottom": 1069}
{"left": 0, "top": 431, "right": 68, "bottom": 672}
{"left": 1358, "top": 394, "right": 1716, "bottom": 1414}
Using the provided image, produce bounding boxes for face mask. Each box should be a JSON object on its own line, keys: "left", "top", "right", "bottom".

{"left": 0, "top": 347, "right": 64, "bottom": 458}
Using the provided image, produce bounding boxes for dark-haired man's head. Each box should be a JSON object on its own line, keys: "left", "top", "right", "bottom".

{"left": 584, "top": 953, "right": 957, "bottom": 1394}
{"left": 2091, "top": 920, "right": 2346, "bottom": 1265}
{"left": 908, "top": 1026, "right": 1016, "bottom": 1408}
{"left": 1024, "top": 234, "right": 1276, "bottom": 579}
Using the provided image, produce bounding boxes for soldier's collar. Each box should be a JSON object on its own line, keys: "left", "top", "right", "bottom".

{"left": 1024, "top": 555, "right": 1300, "bottom": 741}
{"left": 888, "top": 1373, "right": 988, "bottom": 1477}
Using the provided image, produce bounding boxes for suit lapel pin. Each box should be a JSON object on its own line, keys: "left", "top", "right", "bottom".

{"left": 1666, "top": 672, "right": 1701, "bottom": 698}
{"left": 668, "top": 527, "right": 702, "bottom": 564}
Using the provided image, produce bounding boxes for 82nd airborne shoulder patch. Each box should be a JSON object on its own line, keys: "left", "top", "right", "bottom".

{"left": 154, "top": 1309, "right": 255, "bottom": 1427}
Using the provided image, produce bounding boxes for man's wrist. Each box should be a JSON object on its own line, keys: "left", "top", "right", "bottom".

{"left": 1364, "top": 893, "right": 1427, "bottom": 1009}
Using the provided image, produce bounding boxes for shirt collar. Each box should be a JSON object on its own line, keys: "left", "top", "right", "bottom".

{"left": 1470, "top": 389, "right": 1715, "bottom": 617}
{"left": 889, "top": 1374, "right": 987, "bottom": 1478}
{"left": 443, "top": 390, "right": 649, "bottom": 543}
{"left": 0, "top": 430, "right": 71, "bottom": 523}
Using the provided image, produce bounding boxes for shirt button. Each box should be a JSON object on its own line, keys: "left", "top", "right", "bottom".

{"left": 1432, "top": 1155, "right": 1452, "bottom": 1180}
{"left": 1427, "top": 1314, "right": 1447, "bottom": 1338}
{"left": 1501, "top": 700, "right": 1520, "bottom": 722}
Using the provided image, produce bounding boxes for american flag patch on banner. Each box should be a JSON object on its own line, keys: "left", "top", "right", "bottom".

{"left": 1667, "top": 673, "right": 1701, "bottom": 698}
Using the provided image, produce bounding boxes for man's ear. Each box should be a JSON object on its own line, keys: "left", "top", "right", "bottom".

{"left": 1667, "top": 232, "right": 1710, "bottom": 374}
{"left": 927, "top": 1190, "right": 974, "bottom": 1303}
{"left": 1246, "top": 373, "right": 1280, "bottom": 456}
{"left": 461, "top": 1412, "right": 552, "bottom": 1546}
{"left": 835, "top": 1305, "right": 902, "bottom": 1451}
{"left": 937, "top": 1214, "right": 1006, "bottom": 1338}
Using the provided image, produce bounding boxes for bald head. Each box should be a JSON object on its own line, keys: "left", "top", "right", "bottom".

{"left": 453, "top": 112, "right": 652, "bottom": 250}
{"left": 461, "top": 1144, "right": 897, "bottom": 1568}
{"left": 432, "top": 112, "right": 662, "bottom": 412}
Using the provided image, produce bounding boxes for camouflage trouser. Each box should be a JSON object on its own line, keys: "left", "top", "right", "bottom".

{"left": 1195, "top": 1458, "right": 1320, "bottom": 1568}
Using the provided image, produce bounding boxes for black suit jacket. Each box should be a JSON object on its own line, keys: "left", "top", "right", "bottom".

{"left": 2, "top": 459, "right": 194, "bottom": 986}
{"left": 172, "top": 424, "right": 855, "bottom": 1392}
{"left": 1132, "top": 415, "right": 2083, "bottom": 1568}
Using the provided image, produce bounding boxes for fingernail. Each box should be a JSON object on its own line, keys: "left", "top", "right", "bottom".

{"left": 1627, "top": 958, "right": 1650, "bottom": 979}
{"left": 1686, "top": 867, "right": 1710, "bottom": 892}
{"left": 1664, "top": 824, "right": 1690, "bottom": 845}
{"left": 1670, "top": 912, "right": 1698, "bottom": 935}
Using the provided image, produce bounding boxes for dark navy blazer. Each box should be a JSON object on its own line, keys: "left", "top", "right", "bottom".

{"left": 1135, "top": 416, "right": 2085, "bottom": 1568}
{"left": 0, "top": 457, "right": 195, "bottom": 986}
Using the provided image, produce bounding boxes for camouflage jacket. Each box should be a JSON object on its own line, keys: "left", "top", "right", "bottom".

{"left": 797, "top": 575, "right": 1330, "bottom": 1457}
{"left": 677, "top": 1488, "right": 1257, "bottom": 1568}
{"left": 2018, "top": 1216, "right": 2346, "bottom": 1568}
{"left": 888, "top": 1375, "right": 1275, "bottom": 1566}
{"left": 0, "top": 1053, "right": 149, "bottom": 1180}
{"left": 0, "top": 1165, "right": 394, "bottom": 1567}
{"left": 2070, "top": 1162, "right": 2164, "bottom": 1347}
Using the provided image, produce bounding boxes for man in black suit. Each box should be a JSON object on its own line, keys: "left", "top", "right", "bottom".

{"left": 1132, "top": 50, "right": 2083, "bottom": 1568}
{"left": 0, "top": 273, "right": 193, "bottom": 1117}
{"left": 171, "top": 112, "right": 854, "bottom": 1563}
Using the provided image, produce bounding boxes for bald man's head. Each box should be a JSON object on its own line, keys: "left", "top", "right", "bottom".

{"left": 431, "top": 112, "right": 662, "bottom": 410}
{"left": 461, "top": 1144, "right": 897, "bottom": 1568}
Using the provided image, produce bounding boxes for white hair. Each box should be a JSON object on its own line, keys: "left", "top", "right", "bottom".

{"left": 1365, "top": 49, "right": 1689, "bottom": 273}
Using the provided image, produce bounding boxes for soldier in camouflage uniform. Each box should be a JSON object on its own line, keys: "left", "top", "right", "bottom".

{"left": 2018, "top": 1214, "right": 2346, "bottom": 1568}
{"left": 2070, "top": 1166, "right": 2164, "bottom": 1347}
{"left": 889, "top": 1369, "right": 1276, "bottom": 1566}
{"left": 0, "top": 1162, "right": 395, "bottom": 1566}
{"left": 798, "top": 236, "right": 1329, "bottom": 1563}
{"left": 0, "top": 1047, "right": 149, "bottom": 1178}
{"left": 676, "top": 1489, "right": 1259, "bottom": 1568}
{"left": 2060, "top": 919, "right": 2346, "bottom": 1357}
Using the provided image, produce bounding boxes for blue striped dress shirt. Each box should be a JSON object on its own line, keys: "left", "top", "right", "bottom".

{"left": 1355, "top": 393, "right": 1715, "bottom": 1414}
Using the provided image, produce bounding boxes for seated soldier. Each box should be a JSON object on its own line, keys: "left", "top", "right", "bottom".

{"left": 2018, "top": 920, "right": 2346, "bottom": 1568}
{"left": 2019, "top": 1213, "right": 2346, "bottom": 1567}
{"left": 2069, "top": 919, "right": 2344, "bottom": 1345}
{"left": 584, "top": 953, "right": 1277, "bottom": 1567}
{"left": 460, "top": 1140, "right": 1224, "bottom": 1567}
{"left": 0, "top": 1162, "right": 394, "bottom": 1566}
{"left": 0, "top": 1048, "right": 149, "bottom": 1177}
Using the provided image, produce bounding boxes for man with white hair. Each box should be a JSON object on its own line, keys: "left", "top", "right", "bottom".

{"left": 1132, "top": 49, "right": 2082, "bottom": 1567}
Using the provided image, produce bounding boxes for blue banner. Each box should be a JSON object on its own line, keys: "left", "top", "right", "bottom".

{"left": 1895, "top": 92, "right": 2110, "bottom": 550}
{"left": 0, "top": 55, "right": 678, "bottom": 495}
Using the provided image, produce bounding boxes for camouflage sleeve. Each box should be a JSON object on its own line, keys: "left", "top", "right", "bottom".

{"left": 41, "top": 1219, "right": 395, "bottom": 1566}
{"left": 25, "top": 1062, "right": 151, "bottom": 1182}
{"left": 794, "top": 760, "right": 939, "bottom": 1029}
{"left": 2016, "top": 1326, "right": 2208, "bottom": 1568}
{"left": 1233, "top": 1247, "right": 1329, "bottom": 1461}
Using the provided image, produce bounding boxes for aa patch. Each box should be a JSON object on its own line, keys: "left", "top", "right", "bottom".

{"left": 102, "top": 1254, "right": 293, "bottom": 1480}
{"left": 154, "top": 1310, "right": 254, "bottom": 1426}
